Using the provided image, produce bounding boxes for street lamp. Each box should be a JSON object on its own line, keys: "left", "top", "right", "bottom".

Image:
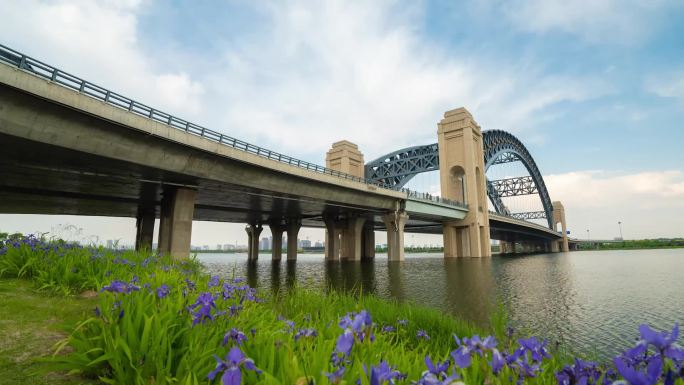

{"left": 618, "top": 221, "right": 623, "bottom": 240}
{"left": 586, "top": 229, "right": 590, "bottom": 241}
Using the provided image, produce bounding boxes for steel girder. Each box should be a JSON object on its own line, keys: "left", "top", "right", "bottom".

{"left": 364, "top": 130, "right": 555, "bottom": 229}
{"left": 489, "top": 176, "right": 538, "bottom": 197}
{"left": 364, "top": 143, "right": 439, "bottom": 189}
{"left": 510, "top": 211, "right": 547, "bottom": 220}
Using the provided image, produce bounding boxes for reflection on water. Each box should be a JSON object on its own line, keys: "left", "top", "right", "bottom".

{"left": 200, "top": 249, "right": 684, "bottom": 358}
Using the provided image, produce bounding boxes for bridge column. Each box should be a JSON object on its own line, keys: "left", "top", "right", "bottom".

{"left": 340, "top": 216, "right": 366, "bottom": 261}
{"left": 245, "top": 223, "right": 263, "bottom": 261}
{"left": 324, "top": 215, "right": 343, "bottom": 261}
{"left": 269, "top": 220, "right": 287, "bottom": 261}
{"left": 157, "top": 187, "right": 196, "bottom": 258}
{"left": 438, "top": 107, "right": 491, "bottom": 257}
{"left": 135, "top": 205, "right": 155, "bottom": 252}
{"left": 383, "top": 211, "right": 408, "bottom": 261}
{"left": 362, "top": 222, "right": 375, "bottom": 259}
{"left": 286, "top": 218, "right": 301, "bottom": 261}
{"left": 499, "top": 241, "right": 510, "bottom": 254}
{"left": 553, "top": 201, "right": 570, "bottom": 252}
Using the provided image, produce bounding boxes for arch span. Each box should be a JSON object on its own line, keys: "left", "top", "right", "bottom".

{"left": 364, "top": 130, "right": 554, "bottom": 228}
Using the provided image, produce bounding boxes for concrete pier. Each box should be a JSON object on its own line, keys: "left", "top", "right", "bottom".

{"left": 157, "top": 187, "right": 196, "bottom": 258}
{"left": 286, "top": 219, "right": 301, "bottom": 261}
{"left": 362, "top": 223, "right": 375, "bottom": 259}
{"left": 341, "top": 216, "right": 366, "bottom": 260}
{"left": 384, "top": 211, "right": 408, "bottom": 261}
{"left": 269, "top": 220, "right": 287, "bottom": 261}
{"left": 135, "top": 206, "right": 155, "bottom": 252}
{"left": 246, "top": 223, "right": 263, "bottom": 261}
{"left": 324, "top": 216, "right": 342, "bottom": 261}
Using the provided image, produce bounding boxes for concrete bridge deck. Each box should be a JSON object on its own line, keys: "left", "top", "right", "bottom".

{"left": 0, "top": 44, "right": 566, "bottom": 260}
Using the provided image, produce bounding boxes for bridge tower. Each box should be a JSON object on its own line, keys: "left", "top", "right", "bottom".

{"left": 437, "top": 107, "right": 491, "bottom": 257}
{"left": 325, "top": 141, "right": 378, "bottom": 260}
{"left": 552, "top": 201, "right": 570, "bottom": 252}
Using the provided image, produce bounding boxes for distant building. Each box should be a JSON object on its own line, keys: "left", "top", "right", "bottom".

{"left": 216, "top": 244, "right": 223, "bottom": 250}
{"left": 224, "top": 244, "right": 234, "bottom": 250}
{"left": 202, "top": 245, "right": 209, "bottom": 250}
{"left": 314, "top": 241, "right": 323, "bottom": 248}
{"left": 260, "top": 237, "right": 270, "bottom": 250}
{"left": 106, "top": 239, "right": 114, "bottom": 249}
{"left": 300, "top": 239, "right": 311, "bottom": 248}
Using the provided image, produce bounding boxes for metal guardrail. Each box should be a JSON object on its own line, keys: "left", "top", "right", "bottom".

{"left": 404, "top": 189, "right": 468, "bottom": 209}
{"left": 488, "top": 210, "right": 558, "bottom": 233}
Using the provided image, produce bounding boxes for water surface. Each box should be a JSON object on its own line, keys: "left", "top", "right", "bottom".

{"left": 198, "top": 249, "right": 684, "bottom": 357}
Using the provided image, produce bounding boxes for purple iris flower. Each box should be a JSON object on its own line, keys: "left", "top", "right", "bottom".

{"left": 208, "top": 275, "right": 220, "bottom": 288}
{"left": 222, "top": 328, "right": 248, "bottom": 346}
{"left": 294, "top": 328, "right": 318, "bottom": 342}
{"left": 451, "top": 336, "right": 473, "bottom": 368}
{"left": 614, "top": 355, "right": 662, "bottom": 385}
{"left": 556, "top": 358, "right": 601, "bottom": 385}
{"left": 332, "top": 329, "right": 355, "bottom": 366}
{"left": 638, "top": 324, "right": 684, "bottom": 360}
{"left": 491, "top": 348, "right": 505, "bottom": 375}
{"left": 101, "top": 280, "right": 140, "bottom": 294}
{"left": 424, "top": 355, "right": 450, "bottom": 376}
{"left": 369, "top": 361, "right": 405, "bottom": 385}
{"left": 190, "top": 292, "right": 217, "bottom": 326}
{"left": 207, "top": 347, "right": 261, "bottom": 385}
{"left": 417, "top": 330, "right": 430, "bottom": 340}
{"left": 93, "top": 306, "right": 101, "bottom": 317}
{"left": 397, "top": 319, "right": 408, "bottom": 326}
{"left": 416, "top": 371, "right": 460, "bottom": 385}
{"left": 518, "top": 337, "right": 551, "bottom": 363}
{"left": 381, "top": 325, "right": 395, "bottom": 333}
{"left": 185, "top": 278, "right": 196, "bottom": 291}
{"left": 325, "top": 366, "right": 346, "bottom": 384}
{"left": 156, "top": 284, "right": 170, "bottom": 299}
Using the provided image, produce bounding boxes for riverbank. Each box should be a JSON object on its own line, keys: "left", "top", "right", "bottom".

{"left": 0, "top": 279, "right": 95, "bottom": 385}
{"left": 1, "top": 236, "right": 683, "bottom": 384}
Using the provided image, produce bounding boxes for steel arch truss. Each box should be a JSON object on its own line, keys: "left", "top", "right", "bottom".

{"left": 489, "top": 176, "right": 538, "bottom": 197}
{"left": 364, "top": 130, "right": 555, "bottom": 229}
{"left": 482, "top": 130, "right": 553, "bottom": 228}
{"left": 510, "top": 211, "right": 546, "bottom": 220}
{"left": 364, "top": 143, "right": 439, "bottom": 189}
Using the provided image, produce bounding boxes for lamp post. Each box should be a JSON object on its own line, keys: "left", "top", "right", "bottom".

{"left": 618, "top": 221, "right": 623, "bottom": 240}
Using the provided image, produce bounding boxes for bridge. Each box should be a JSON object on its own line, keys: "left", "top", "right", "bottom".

{"left": 0, "top": 44, "right": 570, "bottom": 261}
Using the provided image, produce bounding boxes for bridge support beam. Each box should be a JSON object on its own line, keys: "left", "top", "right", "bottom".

{"left": 362, "top": 223, "right": 375, "bottom": 259}
{"left": 286, "top": 219, "right": 301, "bottom": 261}
{"left": 383, "top": 211, "right": 408, "bottom": 261}
{"left": 269, "top": 220, "right": 287, "bottom": 261}
{"left": 157, "top": 187, "right": 196, "bottom": 258}
{"left": 135, "top": 206, "right": 155, "bottom": 252}
{"left": 438, "top": 107, "right": 491, "bottom": 258}
{"left": 245, "top": 223, "right": 263, "bottom": 261}
{"left": 552, "top": 201, "right": 570, "bottom": 252}
{"left": 324, "top": 216, "right": 343, "bottom": 261}
{"left": 340, "top": 216, "right": 366, "bottom": 260}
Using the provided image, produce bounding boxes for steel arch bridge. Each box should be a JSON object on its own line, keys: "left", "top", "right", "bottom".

{"left": 364, "top": 130, "right": 554, "bottom": 229}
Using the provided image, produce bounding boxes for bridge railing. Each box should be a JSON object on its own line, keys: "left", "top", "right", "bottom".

{"left": 488, "top": 210, "right": 559, "bottom": 233}
{"left": 403, "top": 189, "right": 468, "bottom": 209}
{"left": 0, "top": 44, "right": 398, "bottom": 189}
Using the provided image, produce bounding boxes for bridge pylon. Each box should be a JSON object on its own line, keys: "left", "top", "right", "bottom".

{"left": 437, "top": 107, "right": 491, "bottom": 257}
{"left": 552, "top": 201, "right": 570, "bottom": 252}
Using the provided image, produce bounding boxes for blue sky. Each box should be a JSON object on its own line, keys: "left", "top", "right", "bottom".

{"left": 0, "top": 0, "right": 683, "bottom": 245}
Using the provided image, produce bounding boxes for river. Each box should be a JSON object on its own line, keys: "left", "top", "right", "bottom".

{"left": 198, "top": 249, "right": 684, "bottom": 358}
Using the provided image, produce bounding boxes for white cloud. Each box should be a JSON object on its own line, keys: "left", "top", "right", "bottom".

{"left": 545, "top": 170, "right": 684, "bottom": 239}
{"left": 0, "top": 0, "right": 610, "bottom": 161}
{"left": 645, "top": 70, "right": 684, "bottom": 100}
{"left": 497, "top": 0, "right": 680, "bottom": 44}
{"left": 0, "top": 0, "right": 204, "bottom": 116}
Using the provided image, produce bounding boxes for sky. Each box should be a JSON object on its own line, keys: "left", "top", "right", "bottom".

{"left": 0, "top": 0, "right": 683, "bottom": 246}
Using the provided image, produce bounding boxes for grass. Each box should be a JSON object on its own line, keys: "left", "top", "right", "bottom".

{"left": 1, "top": 236, "right": 682, "bottom": 385}
{"left": 0, "top": 278, "right": 96, "bottom": 385}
